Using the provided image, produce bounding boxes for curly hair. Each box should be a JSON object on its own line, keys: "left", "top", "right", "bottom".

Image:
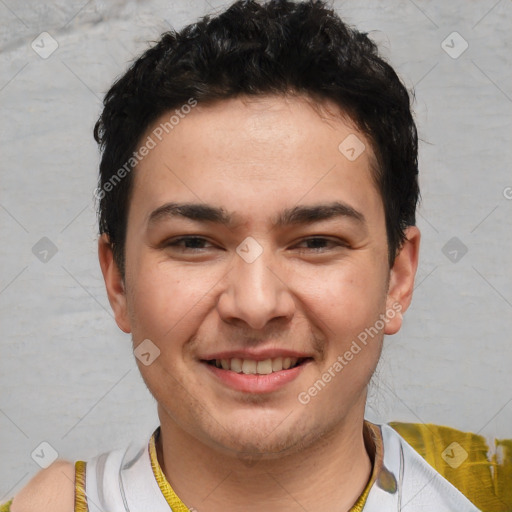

{"left": 94, "top": 0, "right": 419, "bottom": 278}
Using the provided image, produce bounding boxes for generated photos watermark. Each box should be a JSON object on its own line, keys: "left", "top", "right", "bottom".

{"left": 298, "top": 302, "right": 402, "bottom": 405}
{"left": 94, "top": 98, "right": 198, "bottom": 201}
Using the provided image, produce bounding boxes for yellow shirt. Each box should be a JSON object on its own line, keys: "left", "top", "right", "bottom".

{"left": 389, "top": 422, "right": 512, "bottom": 511}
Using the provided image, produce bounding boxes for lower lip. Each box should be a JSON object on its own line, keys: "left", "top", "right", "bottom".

{"left": 204, "top": 362, "right": 308, "bottom": 394}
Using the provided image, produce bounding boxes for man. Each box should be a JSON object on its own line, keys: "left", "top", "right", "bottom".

{"left": 4, "top": 1, "right": 510, "bottom": 511}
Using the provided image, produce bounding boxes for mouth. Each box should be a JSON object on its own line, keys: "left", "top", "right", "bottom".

{"left": 204, "top": 356, "right": 311, "bottom": 375}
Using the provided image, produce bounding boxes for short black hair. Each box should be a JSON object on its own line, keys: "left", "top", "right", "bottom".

{"left": 94, "top": 0, "right": 420, "bottom": 278}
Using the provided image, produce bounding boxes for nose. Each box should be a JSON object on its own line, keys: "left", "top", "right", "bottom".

{"left": 216, "top": 245, "right": 295, "bottom": 330}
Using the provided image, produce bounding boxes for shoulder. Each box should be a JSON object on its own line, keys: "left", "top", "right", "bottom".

{"left": 388, "top": 421, "right": 512, "bottom": 512}
{"left": 9, "top": 460, "right": 75, "bottom": 512}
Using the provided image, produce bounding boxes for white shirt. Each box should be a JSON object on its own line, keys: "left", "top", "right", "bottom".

{"left": 83, "top": 424, "right": 481, "bottom": 511}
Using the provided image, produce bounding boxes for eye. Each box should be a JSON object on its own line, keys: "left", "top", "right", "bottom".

{"left": 162, "top": 236, "right": 347, "bottom": 254}
{"left": 164, "top": 236, "right": 215, "bottom": 251}
{"left": 293, "top": 237, "right": 348, "bottom": 252}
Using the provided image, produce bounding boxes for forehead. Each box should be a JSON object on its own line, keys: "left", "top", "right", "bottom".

{"left": 130, "top": 94, "right": 383, "bottom": 229}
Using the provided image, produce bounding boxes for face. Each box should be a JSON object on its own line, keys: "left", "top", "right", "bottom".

{"left": 100, "top": 95, "right": 419, "bottom": 458}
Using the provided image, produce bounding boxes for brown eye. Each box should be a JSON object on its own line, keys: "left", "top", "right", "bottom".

{"left": 165, "top": 237, "right": 213, "bottom": 250}
{"left": 294, "top": 237, "right": 347, "bottom": 252}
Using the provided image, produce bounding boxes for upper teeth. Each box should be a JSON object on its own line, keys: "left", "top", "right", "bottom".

{"left": 214, "top": 357, "right": 299, "bottom": 374}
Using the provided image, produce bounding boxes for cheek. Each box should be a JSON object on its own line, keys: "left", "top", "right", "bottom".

{"left": 126, "top": 257, "right": 205, "bottom": 341}
{"left": 297, "top": 259, "right": 386, "bottom": 333}
{"left": 296, "top": 260, "right": 387, "bottom": 397}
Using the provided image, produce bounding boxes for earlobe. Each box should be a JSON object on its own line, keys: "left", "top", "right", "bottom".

{"left": 98, "top": 234, "right": 131, "bottom": 333}
{"left": 384, "top": 226, "right": 421, "bottom": 335}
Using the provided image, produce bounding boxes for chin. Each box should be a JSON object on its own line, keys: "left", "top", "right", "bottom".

{"left": 199, "top": 408, "right": 321, "bottom": 458}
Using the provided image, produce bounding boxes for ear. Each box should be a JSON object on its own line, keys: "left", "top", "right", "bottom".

{"left": 98, "top": 233, "right": 131, "bottom": 333}
{"left": 384, "top": 226, "right": 421, "bottom": 335}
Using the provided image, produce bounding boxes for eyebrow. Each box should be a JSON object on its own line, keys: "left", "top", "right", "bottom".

{"left": 147, "top": 201, "right": 366, "bottom": 229}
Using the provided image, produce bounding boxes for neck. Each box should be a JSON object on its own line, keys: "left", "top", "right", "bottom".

{"left": 155, "top": 407, "right": 374, "bottom": 512}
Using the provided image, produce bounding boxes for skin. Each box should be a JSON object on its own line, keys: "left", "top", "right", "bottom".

{"left": 11, "top": 94, "right": 420, "bottom": 512}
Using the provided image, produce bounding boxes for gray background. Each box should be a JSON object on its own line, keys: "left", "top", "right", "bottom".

{"left": 1, "top": 0, "right": 511, "bottom": 499}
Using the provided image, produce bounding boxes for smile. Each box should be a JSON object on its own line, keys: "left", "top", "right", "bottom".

{"left": 206, "top": 357, "right": 308, "bottom": 374}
